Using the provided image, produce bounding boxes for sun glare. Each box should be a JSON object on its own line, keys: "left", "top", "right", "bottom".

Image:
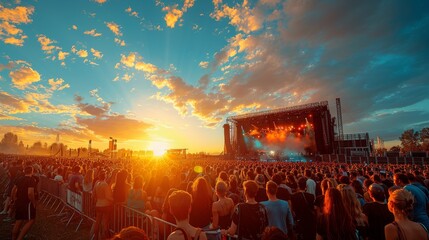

{"left": 148, "top": 141, "right": 169, "bottom": 156}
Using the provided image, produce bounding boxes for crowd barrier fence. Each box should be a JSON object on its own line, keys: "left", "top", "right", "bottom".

{"left": 38, "top": 176, "right": 238, "bottom": 240}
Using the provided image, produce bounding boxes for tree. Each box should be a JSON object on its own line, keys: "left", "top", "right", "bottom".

{"left": 420, "top": 127, "right": 429, "bottom": 151}
{"left": 0, "top": 132, "right": 19, "bottom": 153}
{"left": 390, "top": 145, "right": 401, "bottom": 152}
{"left": 399, "top": 129, "right": 421, "bottom": 152}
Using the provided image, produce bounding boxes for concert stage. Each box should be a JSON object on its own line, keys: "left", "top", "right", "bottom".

{"left": 224, "top": 101, "right": 335, "bottom": 160}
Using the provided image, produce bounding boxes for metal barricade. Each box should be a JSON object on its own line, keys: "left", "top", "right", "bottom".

{"left": 112, "top": 203, "right": 154, "bottom": 239}
{"left": 151, "top": 216, "right": 176, "bottom": 240}
{"left": 82, "top": 191, "right": 96, "bottom": 219}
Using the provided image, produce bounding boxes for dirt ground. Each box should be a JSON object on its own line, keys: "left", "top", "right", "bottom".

{"left": 0, "top": 202, "right": 92, "bottom": 240}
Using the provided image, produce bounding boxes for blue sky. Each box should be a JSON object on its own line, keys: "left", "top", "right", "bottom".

{"left": 0, "top": 0, "right": 428, "bottom": 153}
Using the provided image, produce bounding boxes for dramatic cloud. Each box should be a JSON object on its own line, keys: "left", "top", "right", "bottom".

{"left": 84, "top": 29, "right": 102, "bottom": 37}
{"left": 111, "top": 0, "right": 429, "bottom": 135}
{"left": 0, "top": 4, "right": 34, "bottom": 46}
{"left": 9, "top": 66, "right": 41, "bottom": 89}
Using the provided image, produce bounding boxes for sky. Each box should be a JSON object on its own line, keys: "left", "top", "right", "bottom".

{"left": 0, "top": 0, "right": 428, "bottom": 154}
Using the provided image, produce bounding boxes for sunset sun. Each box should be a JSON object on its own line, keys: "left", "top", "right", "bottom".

{"left": 148, "top": 141, "right": 169, "bottom": 156}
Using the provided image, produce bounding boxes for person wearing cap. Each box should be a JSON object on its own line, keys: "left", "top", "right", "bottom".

{"left": 363, "top": 183, "right": 394, "bottom": 240}
{"left": 255, "top": 174, "right": 268, "bottom": 202}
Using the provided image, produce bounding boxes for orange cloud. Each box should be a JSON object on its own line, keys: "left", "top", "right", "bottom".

{"left": 0, "top": 21, "right": 22, "bottom": 35}
{"left": 0, "top": 4, "right": 34, "bottom": 23}
{"left": 84, "top": 29, "right": 102, "bottom": 37}
{"left": 135, "top": 61, "right": 158, "bottom": 73}
{"left": 91, "top": 48, "right": 103, "bottom": 59}
{"left": 3, "top": 36, "right": 26, "bottom": 46}
{"left": 48, "top": 78, "right": 70, "bottom": 91}
{"left": 76, "top": 49, "right": 88, "bottom": 58}
{"left": 58, "top": 51, "right": 69, "bottom": 61}
{"left": 0, "top": 91, "right": 31, "bottom": 113}
{"left": 106, "top": 22, "right": 122, "bottom": 36}
{"left": 76, "top": 115, "right": 151, "bottom": 139}
{"left": 0, "top": 114, "right": 22, "bottom": 121}
{"left": 37, "top": 34, "right": 57, "bottom": 53}
{"left": 164, "top": 8, "right": 183, "bottom": 28}
{"left": 9, "top": 66, "right": 41, "bottom": 89}
{"left": 162, "top": 0, "right": 195, "bottom": 28}
{"left": 0, "top": 4, "right": 34, "bottom": 46}
{"left": 114, "top": 38, "right": 126, "bottom": 46}
{"left": 120, "top": 53, "right": 136, "bottom": 67}
{"left": 211, "top": 1, "right": 262, "bottom": 33}
{"left": 125, "top": 7, "right": 138, "bottom": 17}
{"left": 93, "top": 0, "right": 107, "bottom": 4}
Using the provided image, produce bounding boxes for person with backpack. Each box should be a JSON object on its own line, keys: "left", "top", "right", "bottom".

{"left": 167, "top": 190, "right": 207, "bottom": 240}
{"left": 221, "top": 180, "right": 269, "bottom": 240}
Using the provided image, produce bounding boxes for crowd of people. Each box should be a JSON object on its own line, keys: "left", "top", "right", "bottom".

{"left": 1, "top": 154, "right": 429, "bottom": 240}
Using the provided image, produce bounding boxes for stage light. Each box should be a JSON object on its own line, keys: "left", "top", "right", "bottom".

{"left": 270, "top": 150, "right": 275, "bottom": 155}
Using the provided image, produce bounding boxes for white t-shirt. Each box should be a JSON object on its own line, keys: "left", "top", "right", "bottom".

{"left": 306, "top": 178, "right": 316, "bottom": 197}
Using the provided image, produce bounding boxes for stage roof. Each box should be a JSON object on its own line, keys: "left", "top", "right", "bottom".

{"left": 227, "top": 101, "right": 329, "bottom": 122}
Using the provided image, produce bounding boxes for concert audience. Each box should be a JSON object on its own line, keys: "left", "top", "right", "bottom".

{"left": 3, "top": 155, "right": 429, "bottom": 240}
